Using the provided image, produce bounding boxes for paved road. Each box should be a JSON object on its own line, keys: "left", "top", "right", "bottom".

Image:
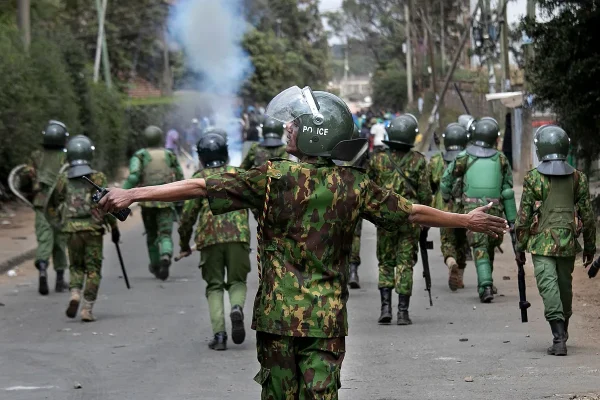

{"left": 1, "top": 215, "right": 599, "bottom": 400}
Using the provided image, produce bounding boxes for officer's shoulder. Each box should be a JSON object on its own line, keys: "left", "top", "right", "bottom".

{"left": 411, "top": 150, "right": 427, "bottom": 160}
{"left": 133, "top": 148, "right": 148, "bottom": 157}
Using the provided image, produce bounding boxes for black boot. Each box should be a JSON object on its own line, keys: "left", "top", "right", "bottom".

{"left": 148, "top": 263, "right": 159, "bottom": 278}
{"left": 378, "top": 288, "right": 392, "bottom": 324}
{"left": 564, "top": 318, "right": 570, "bottom": 342}
{"left": 157, "top": 255, "right": 171, "bottom": 281}
{"left": 230, "top": 305, "right": 246, "bottom": 345}
{"left": 397, "top": 295, "right": 412, "bottom": 325}
{"left": 208, "top": 332, "right": 227, "bottom": 351}
{"left": 35, "top": 260, "right": 49, "bottom": 296}
{"left": 55, "top": 270, "right": 67, "bottom": 293}
{"left": 349, "top": 263, "right": 360, "bottom": 289}
{"left": 480, "top": 286, "right": 494, "bottom": 303}
{"left": 547, "top": 320, "right": 567, "bottom": 356}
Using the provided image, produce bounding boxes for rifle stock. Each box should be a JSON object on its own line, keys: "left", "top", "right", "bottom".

{"left": 510, "top": 232, "right": 530, "bottom": 323}
{"left": 419, "top": 229, "right": 434, "bottom": 306}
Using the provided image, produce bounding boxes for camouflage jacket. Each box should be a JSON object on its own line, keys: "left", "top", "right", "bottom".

{"left": 122, "top": 147, "right": 184, "bottom": 208}
{"left": 206, "top": 157, "right": 413, "bottom": 338}
{"left": 240, "top": 143, "right": 287, "bottom": 170}
{"left": 367, "top": 150, "right": 432, "bottom": 206}
{"left": 440, "top": 150, "right": 513, "bottom": 217}
{"left": 428, "top": 152, "right": 446, "bottom": 210}
{"left": 23, "top": 149, "right": 67, "bottom": 209}
{"left": 515, "top": 169, "right": 596, "bottom": 256}
{"left": 178, "top": 166, "right": 250, "bottom": 251}
{"left": 52, "top": 172, "right": 117, "bottom": 234}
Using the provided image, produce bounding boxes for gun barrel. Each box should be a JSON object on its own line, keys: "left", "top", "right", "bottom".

{"left": 453, "top": 82, "right": 471, "bottom": 115}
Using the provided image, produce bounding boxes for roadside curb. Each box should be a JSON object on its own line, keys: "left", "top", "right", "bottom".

{"left": 0, "top": 203, "right": 140, "bottom": 276}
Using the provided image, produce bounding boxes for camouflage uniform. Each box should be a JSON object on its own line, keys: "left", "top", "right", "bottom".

{"left": 368, "top": 150, "right": 432, "bottom": 295}
{"left": 441, "top": 150, "right": 513, "bottom": 298}
{"left": 52, "top": 172, "right": 117, "bottom": 303}
{"left": 178, "top": 166, "right": 251, "bottom": 337}
{"left": 122, "top": 148, "right": 183, "bottom": 277}
{"left": 515, "top": 169, "right": 595, "bottom": 322}
{"left": 240, "top": 143, "right": 287, "bottom": 169}
{"left": 349, "top": 219, "right": 362, "bottom": 265}
{"left": 429, "top": 152, "right": 469, "bottom": 272}
{"left": 206, "top": 158, "right": 413, "bottom": 399}
{"left": 24, "top": 150, "right": 68, "bottom": 274}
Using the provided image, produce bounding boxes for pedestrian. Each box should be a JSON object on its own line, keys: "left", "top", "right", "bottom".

{"left": 514, "top": 125, "right": 595, "bottom": 356}
{"left": 441, "top": 117, "right": 516, "bottom": 303}
{"left": 165, "top": 127, "right": 180, "bottom": 156}
{"left": 177, "top": 131, "right": 251, "bottom": 351}
{"left": 429, "top": 123, "right": 470, "bottom": 291}
{"left": 122, "top": 126, "right": 184, "bottom": 281}
{"left": 368, "top": 113, "right": 432, "bottom": 325}
{"left": 99, "top": 86, "right": 507, "bottom": 399}
{"left": 240, "top": 116, "right": 287, "bottom": 169}
{"left": 48, "top": 135, "right": 120, "bottom": 322}
{"left": 21, "top": 120, "right": 69, "bottom": 295}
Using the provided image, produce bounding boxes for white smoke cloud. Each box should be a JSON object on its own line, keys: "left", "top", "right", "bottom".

{"left": 168, "top": 0, "right": 253, "bottom": 166}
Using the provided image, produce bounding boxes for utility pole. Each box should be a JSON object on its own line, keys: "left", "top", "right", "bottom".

{"left": 440, "top": 0, "right": 446, "bottom": 76}
{"left": 519, "top": 0, "right": 536, "bottom": 180}
{"left": 161, "top": 26, "right": 172, "bottom": 96}
{"left": 405, "top": 0, "right": 414, "bottom": 103}
{"left": 499, "top": 0, "right": 510, "bottom": 91}
{"left": 17, "top": 0, "right": 31, "bottom": 51}
{"left": 425, "top": 0, "right": 437, "bottom": 95}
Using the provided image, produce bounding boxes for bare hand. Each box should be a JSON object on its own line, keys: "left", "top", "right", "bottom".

{"left": 174, "top": 250, "right": 192, "bottom": 262}
{"left": 98, "top": 188, "right": 134, "bottom": 213}
{"left": 466, "top": 202, "right": 509, "bottom": 237}
{"left": 583, "top": 253, "right": 594, "bottom": 267}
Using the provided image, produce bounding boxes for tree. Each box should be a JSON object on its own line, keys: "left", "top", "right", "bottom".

{"left": 371, "top": 64, "right": 407, "bottom": 111}
{"left": 522, "top": 1, "right": 600, "bottom": 171}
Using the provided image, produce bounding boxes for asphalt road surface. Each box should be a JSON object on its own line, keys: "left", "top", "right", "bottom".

{"left": 1, "top": 214, "right": 599, "bottom": 400}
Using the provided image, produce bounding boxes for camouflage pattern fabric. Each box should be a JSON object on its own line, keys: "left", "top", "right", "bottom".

{"left": 428, "top": 152, "right": 446, "bottom": 210}
{"left": 201, "top": 243, "right": 251, "bottom": 334}
{"left": 254, "top": 332, "right": 344, "bottom": 400}
{"left": 67, "top": 232, "right": 103, "bottom": 302}
{"left": 178, "top": 166, "right": 250, "bottom": 251}
{"left": 34, "top": 209, "right": 68, "bottom": 271}
{"left": 23, "top": 149, "right": 66, "bottom": 208}
{"left": 240, "top": 143, "right": 287, "bottom": 170}
{"left": 349, "top": 219, "right": 362, "bottom": 265}
{"left": 532, "top": 255, "right": 576, "bottom": 322}
{"left": 376, "top": 228, "right": 419, "bottom": 294}
{"left": 205, "top": 157, "right": 413, "bottom": 338}
{"left": 515, "top": 169, "right": 595, "bottom": 256}
{"left": 52, "top": 172, "right": 117, "bottom": 233}
{"left": 141, "top": 207, "right": 174, "bottom": 267}
{"left": 368, "top": 150, "right": 431, "bottom": 297}
{"left": 122, "top": 148, "right": 184, "bottom": 208}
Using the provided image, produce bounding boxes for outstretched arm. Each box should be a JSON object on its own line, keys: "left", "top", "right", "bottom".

{"left": 99, "top": 179, "right": 206, "bottom": 212}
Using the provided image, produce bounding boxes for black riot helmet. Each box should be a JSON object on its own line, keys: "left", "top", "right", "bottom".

{"left": 65, "top": 135, "right": 96, "bottom": 179}
{"left": 197, "top": 132, "right": 228, "bottom": 168}
{"left": 43, "top": 120, "right": 69, "bottom": 149}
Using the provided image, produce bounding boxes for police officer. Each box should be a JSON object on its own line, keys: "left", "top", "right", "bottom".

{"left": 368, "top": 114, "right": 432, "bottom": 325}
{"left": 48, "top": 136, "right": 119, "bottom": 321}
{"left": 514, "top": 125, "right": 595, "bottom": 356}
{"left": 99, "top": 87, "right": 507, "bottom": 399}
{"left": 23, "top": 121, "right": 69, "bottom": 295}
{"left": 240, "top": 116, "right": 286, "bottom": 169}
{"left": 441, "top": 117, "right": 515, "bottom": 303}
{"left": 122, "top": 126, "right": 183, "bottom": 280}
{"left": 177, "top": 131, "right": 252, "bottom": 351}
{"left": 429, "top": 123, "right": 470, "bottom": 291}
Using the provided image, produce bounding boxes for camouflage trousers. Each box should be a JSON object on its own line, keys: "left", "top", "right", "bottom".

{"left": 377, "top": 228, "right": 419, "bottom": 296}
{"left": 254, "top": 332, "right": 345, "bottom": 400}
{"left": 532, "top": 255, "right": 575, "bottom": 322}
{"left": 34, "top": 209, "right": 67, "bottom": 270}
{"left": 349, "top": 219, "right": 362, "bottom": 265}
{"left": 67, "top": 232, "right": 103, "bottom": 302}
{"left": 200, "top": 243, "right": 251, "bottom": 334}
{"left": 440, "top": 227, "right": 469, "bottom": 269}
{"left": 467, "top": 231, "right": 503, "bottom": 295}
{"left": 141, "top": 207, "right": 174, "bottom": 267}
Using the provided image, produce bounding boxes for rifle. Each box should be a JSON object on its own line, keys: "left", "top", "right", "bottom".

{"left": 114, "top": 241, "right": 131, "bottom": 289}
{"left": 420, "top": 229, "right": 434, "bottom": 306}
{"left": 510, "top": 231, "right": 531, "bottom": 323}
{"left": 81, "top": 176, "right": 131, "bottom": 222}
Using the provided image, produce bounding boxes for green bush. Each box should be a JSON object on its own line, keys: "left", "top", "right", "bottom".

{"left": 371, "top": 66, "right": 408, "bottom": 112}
